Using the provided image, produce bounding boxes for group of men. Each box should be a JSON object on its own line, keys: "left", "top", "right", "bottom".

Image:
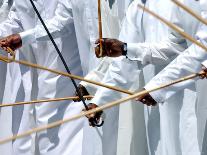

{"left": 0, "top": 0, "right": 207, "bottom": 155}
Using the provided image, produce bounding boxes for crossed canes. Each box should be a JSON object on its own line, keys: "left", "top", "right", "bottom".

{"left": 0, "top": 0, "right": 207, "bottom": 145}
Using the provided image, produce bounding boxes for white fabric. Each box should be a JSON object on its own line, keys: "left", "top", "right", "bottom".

{"left": 0, "top": 0, "right": 13, "bottom": 104}
{"left": 18, "top": 0, "right": 122, "bottom": 154}
{"left": 144, "top": 0, "right": 202, "bottom": 103}
{"left": 0, "top": 1, "right": 20, "bottom": 155}
{"left": 142, "top": 0, "right": 207, "bottom": 154}
{"left": 0, "top": 53, "right": 22, "bottom": 155}
{"left": 116, "top": 1, "right": 201, "bottom": 154}
{"left": 16, "top": 1, "right": 83, "bottom": 155}
{"left": 91, "top": 0, "right": 202, "bottom": 155}
{"left": 0, "top": 0, "right": 83, "bottom": 155}
{"left": 90, "top": 0, "right": 172, "bottom": 154}
{"left": 46, "top": 102, "right": 85, "bottom": 155}
{"left": 73, "top": 1, "right": 120, "bottom": 155}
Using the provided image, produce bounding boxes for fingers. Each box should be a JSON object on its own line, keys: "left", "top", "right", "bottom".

{"left": 95, "top": 39, "right": 100, "bottom": 44}
{"left": 95, "top": 39, "right": 108, "bottom": 58}
{"left": 0, "top": 34, "right": 22, "bottom": 51}
{"left": 200, "top": 66, "right": 207, "bottom": 79}
{"left": 140, "top": 98, "right": 156, "bottom": 106}
{"left": 82, "top": 103, "right": 103, "bottom": 127}
{"left": 136, "top": 92, "right": 157, "bottom": 106}
{"left": 0, "top": 39, "right": 9, "bottom": 50}
{"left": 202, "top": 65, "right": 207, "bottom": 72}
{"left": 95, "top": 38, "right": 117, "bottom": 58}
{"left": 95, "top": 38, "right": 124, "bottom": 58}
{"left": 0, "top": 46, "right": 8, "bottom": 52}
{"left": 95, "top": 44, "right": 102, "bottom": 58}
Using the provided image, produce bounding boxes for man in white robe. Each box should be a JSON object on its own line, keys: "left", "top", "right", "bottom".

{"left": 93, "top": 0, "right": 203, "bottom": 154}
{"left": 0, "top": 0, "right": 119, "bottom": 154}
{"left": 0, "top": 0, "right": 13, "bottom": 104}
{"left": 138, "top": 0, "right": 207, "bottom": 154}
{"left": 0, "top": 0, "right": 83, "bottom": 154}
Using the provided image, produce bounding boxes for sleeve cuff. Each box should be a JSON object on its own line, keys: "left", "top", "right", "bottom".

{"left": 79, "top": 81, "right": 97, "bottom": 95}
{"left": 90, "top": 96, "right": 101, "bottom": 106}
{"left": 202, "top": 60, "right": 207, "bottom": 68}
{"left": 127, "top": 43, "right": 143, "bottom": 61}
{"left": 90, "top": 90, "right": 111, "bottom": 106}
{"left": 19, "top": 29, "right": 36, "bottom": 45}
{"left": 144, "top": 83, "right": 165, "bottom": 104}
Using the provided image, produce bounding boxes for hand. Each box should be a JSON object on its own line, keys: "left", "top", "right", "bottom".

{"left": 136, "top": 89, "right": 157, "bottom": 106}
{"left": 73, "top": 84, "right": 90, "bottom": 102}
{"left": 200, "top": 65, "right": 207, "bottom": 79}
{"left": 83, "top": 103, "right": 103, "bottom": 127}
{"left": 95, "top": 38, "right": 125, "bottom": 58}
{"left": 0, "top": 34, "right": 22, "bottom": 51}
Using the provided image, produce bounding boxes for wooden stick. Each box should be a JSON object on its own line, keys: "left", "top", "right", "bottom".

{"left": 98, "top": 0, "right": 103, "bottom": 57}
{"left": 0, "top": 56, "right": 9, "bottom": 63}
{"left": 0, "top": 55, "right": 133, "bottom": 95}
{"left": 172, "top": 0, "right": 207, "bottom": 26}
{"left": 0, "top": 71, "right": 206, "bottom": 144}
{"left": 0, "top": 47, "right": 15, "bottom": 63}
{"left": 0, "top": 96, "right": 93, "bottom": 108}
{"left": 137, "top": 4, "right": 207, "bottom": 52}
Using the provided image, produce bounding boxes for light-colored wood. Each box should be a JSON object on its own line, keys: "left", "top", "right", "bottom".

{"left": 0, "top": 56, "right": 9, "bottom": 63}
{"left": 0, "top": 47, "right": 15, "bottom": 63}
{"left": 138, "top": 4, "right": 207, "bottom": 52}
{"left": 0, "top": 95, "right": 93, "bottom": 108}
{"left": 172, "top": 0, "right": 207, "bottom": 26}
{"left": 0, "top": 71, "right": 206, "bottom": 144}
{"left": 0, "top": 55, "right": 133, "bottom": 95}
{"left": 98, "top": 0, "right": 103, "bottom": 57}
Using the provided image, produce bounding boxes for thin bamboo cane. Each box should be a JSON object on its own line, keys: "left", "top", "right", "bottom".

{"left": 98, "top": 0, "right": 103, "bottom": 57}
{"left": 0, "top": 55, "right": 133, "bottom": 95}
{"left": 0, "top": 95, "right": 93, "bottom": 108}
{"left": 172, "top": 0, "right": 207, "bottom": 26}
{"left": 0, "top": 47, "right": 15, "bottom": 63}
{"left": 0, "top": 71, "right": 206, "bottom": 144}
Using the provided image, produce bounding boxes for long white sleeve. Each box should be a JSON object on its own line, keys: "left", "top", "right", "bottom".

{"left": 145, "top": 2, "right": 207, "bottom": 103}
{"left": 120, "top": 1, "right": 187, "bottom": 65}
{"left": 80, "top": 57, "right": 112, "bottom": 95}
{"left": 145, "top": 44, "right": 207, "bottom": 103}
{"left": 19, "top": 0, "right": 74, "bottom": 44}
{"left": 91, "top": 57, "right": 142, "bottom": 106}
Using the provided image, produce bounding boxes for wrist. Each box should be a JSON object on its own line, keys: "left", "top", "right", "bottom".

{"left": 122, "top": 43, "right": 127, "bottom": 56}
{"left": 13, "top": 34, "right": 22, "bottom": 49}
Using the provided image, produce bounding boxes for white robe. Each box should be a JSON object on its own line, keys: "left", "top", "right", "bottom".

{"left": 138, "top": 0, "right": 206, "bottom": 154}
{"left": 91, "top": 0, "right": 201, "bottom": 154}
{"left": 15, "top": 0, "right": 83, "bottom": 155}
{"left": 90, "top": 0, "right": 173, "bottom": 154}
{"left": 17, "top": 0, "right": 121, "bottom": 154}
{"left": 119, "top": 0, "right": 201, "bottom": 154}
{"left": 0, "top": 0, "right": 83, "bottom": 154}
{"left": 0, "top": 1, "right": 22, "bottom": 155}
{"left": 0, "top": 0, "right": 12, "bottom": 104}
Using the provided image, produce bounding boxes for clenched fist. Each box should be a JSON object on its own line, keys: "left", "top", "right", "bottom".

{"left": 73, "top": 84, "right": 90, "bottom": 102}
{"left": 83, "top": 103, "right": 103, "bottom": 127}
{"left": 136, "top": 89, "right": 157, "bottom": 106}
{"left": 95, "top": 38, "right": 127, "bottom": 58}
{"left": 0, "top": 34, "right": 22, "bottom": 51}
